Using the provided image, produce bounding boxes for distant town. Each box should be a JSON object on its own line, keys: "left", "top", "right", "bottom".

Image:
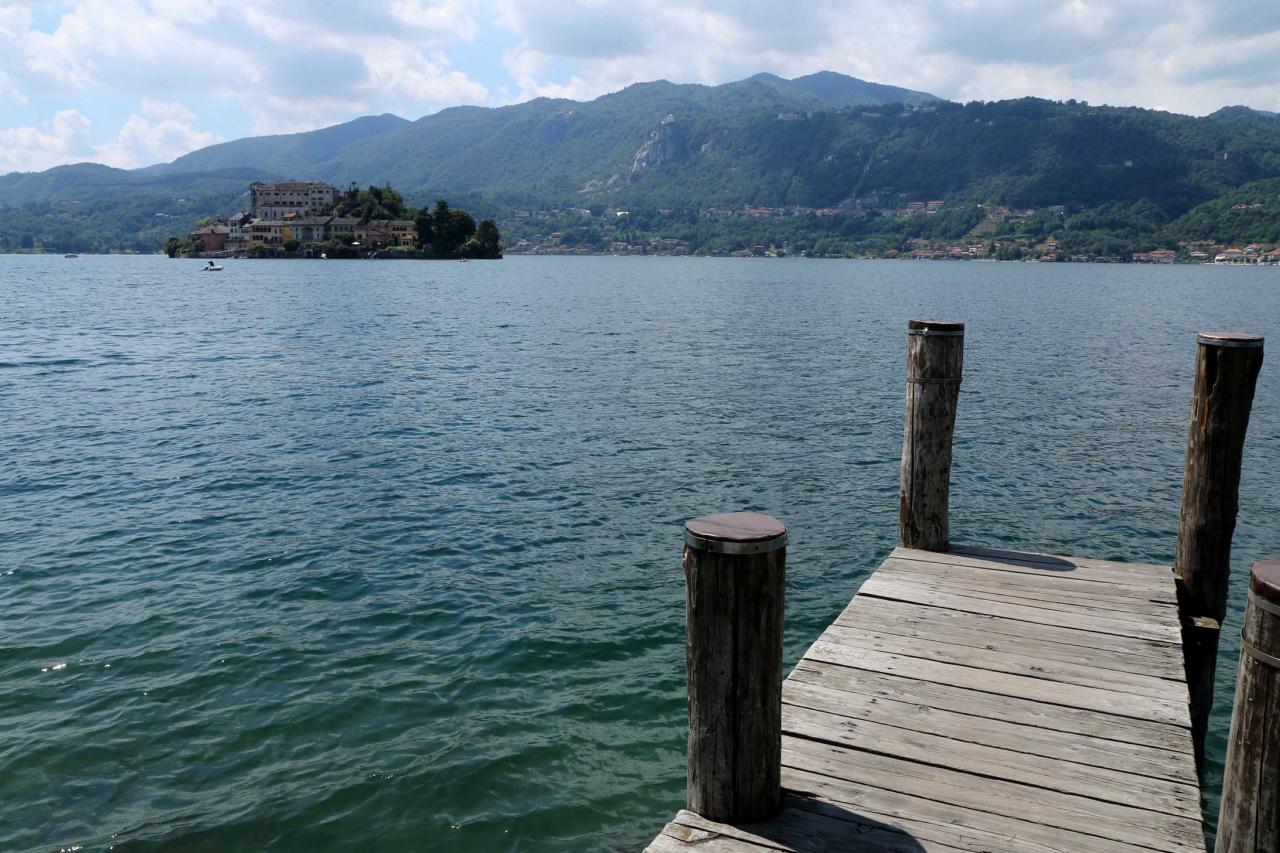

{"left": 174, "top": 181, "right": 501, "bottom": 260}
{"left": 500, "top": 201, "right": 1280, "bottom": 264}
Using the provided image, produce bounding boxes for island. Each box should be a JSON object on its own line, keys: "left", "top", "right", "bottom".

{"left": 167, "top": 182, "right": 502, "bottom": 260}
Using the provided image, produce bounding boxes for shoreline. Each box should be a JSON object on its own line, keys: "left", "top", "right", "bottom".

{"left": 4, "top": 250, "right": 1274, "bottom": 266}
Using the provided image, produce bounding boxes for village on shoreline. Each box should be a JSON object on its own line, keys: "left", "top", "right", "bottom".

{"left": 500, "top": 202, "right": 1280, "bottom": 264}
{"left": 11, "top": 178, "right": 1277, "bottom": 265}
{"left": 174, "top": 181, "right": 502, "bottom": 260}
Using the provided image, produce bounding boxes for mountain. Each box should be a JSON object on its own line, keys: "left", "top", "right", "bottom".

{"left": 3, "top": 71, "right": 1280, "bottom": 253}
{"left": 143, "top": 113, "right": 410, "bottom": 177}
{"left": 748, "top": 70, "right": 937, "bottom": 107}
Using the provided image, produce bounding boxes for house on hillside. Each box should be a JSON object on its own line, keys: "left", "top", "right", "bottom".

{"left": 1133, "top": 248, "right": 1177, "bottom": 263}
{"left": 351, "top": 219, "right": 417, "bottom": 248}
{"left": 251, "top": 181, "right": 341, "bottom": 219}
{"left": 190, "top": 222, "right": 230, "bottom": 252}
{"left": 225, "top": 212, "right": 254, "bottom": 253}
{"left": 288, "top": 216, "right": 334, "bottom": 243}
{"left": 250, "top": 220, "right": 284, "bottom": 247}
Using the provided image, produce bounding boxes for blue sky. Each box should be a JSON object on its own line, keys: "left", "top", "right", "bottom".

{"left": 1, "top": 0, "right": 1278, "bottom": 174}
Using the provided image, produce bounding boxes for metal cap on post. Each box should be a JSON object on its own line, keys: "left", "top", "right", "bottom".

{"left": 900, "top": 320, "right": 965, "bottom": 551}
{"left": 683, "top": 512, "right": 786, "bottom": 823}
{"left": 1175, "top": 331, "right": 1263, "bottom": 771}
{"left": 1216, "top": 559, "right": 1280, "bottom": 852}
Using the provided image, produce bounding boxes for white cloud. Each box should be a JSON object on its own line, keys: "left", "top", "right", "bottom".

{"left": 492, "top": 0, "right": 1280, "bottom": 115}
{"left": 2, "top": 0, "right": 1279, "bottom": 176}
{"left": 0, "top": 99, "right": 219, "bottom": 172}
{"left": 96, "top": 99, "right": 221, "bottom": 168}
{"left": 0, "top": 108, "right": 94, "bottom": 172}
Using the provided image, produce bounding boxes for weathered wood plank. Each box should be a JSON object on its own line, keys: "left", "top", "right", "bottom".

{"left": 857, "top": 575, "right": 1182, "bottom": 643}
{"left": 819, "top": 623, "right": 1189, "bottom": 704}
{"left": 836, "top": 597, "right": 1185, "bottom": 670}
{"left": 837, "top": 597, "right": 1186, "bottom": 681}
{"left": 778, "top": 783, "right": 1162, "bottom": 850}
{"left": 788, "top": 659, "right": 1193, "bottom": 755}
{"left": 646, "top": 823, "right": 776, "bottom": 852}
{"left": 803, "top": 639, "right": 1189, "bottom": 727}
{"left": 897, "top": 546, "right": 1175, "bottom": 592}
{"left": 784, "top": 792, "right": 1062, "bottom": 853}
{"left": 783, "top": 736, "right": 1203, "bottom": 851}
{"left": 947, "top": 544, "right": 1174, "bottom": 581}
{"left": 782, "top": 749, "right": 1203, "bottom": 853}
{"left": 782, "top": 679, "right": 1196, "bottom": 784}
{"left": 646, "top": 544, "right": 1201, "bottom": 852}
{"left": 862, "top": 573, "right": 1175, "bottom": 625}
{"left": 876, "top": 558, "right": 1179, "bottom": 616}
{"left": 781, "top": 703, "right": 1200, "bottom": 819}
{"left": 673, "top": 806, "right": 967, "bottom": 853}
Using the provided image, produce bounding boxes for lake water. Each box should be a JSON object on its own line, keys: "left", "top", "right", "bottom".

{"left": 2, "top": 254, "right": 1277, "bottom": 851}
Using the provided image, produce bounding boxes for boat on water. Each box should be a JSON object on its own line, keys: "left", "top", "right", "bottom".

{"left": 201, "top": 261, "right": 224, "bottom": 271}
{"left": 64, "top": 253, "right": 79, "bottom": 258}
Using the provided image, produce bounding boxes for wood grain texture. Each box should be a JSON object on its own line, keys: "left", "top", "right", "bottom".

{"left": 899, "top": 320, "right": 963, "bottom": 551}
{"left": 1215, "top": 575, "right": 1280, "bottom": 851}
{"left": 647, "top": 545, "right": 1203, "bottom": 852}
{"left": 1174, "top": 335, "right": 1263, "bottom": 768}
{"left": 684, "top": 540, "right": 785, "bottom": 822}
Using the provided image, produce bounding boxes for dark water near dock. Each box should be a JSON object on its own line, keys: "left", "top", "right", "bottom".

{"left": 2, "top": 254, "right": 1277, "bottom": 851}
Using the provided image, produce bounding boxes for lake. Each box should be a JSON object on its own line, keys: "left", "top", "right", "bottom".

{"left": 2, "top": 254, "right": 1277, "bottom": 851}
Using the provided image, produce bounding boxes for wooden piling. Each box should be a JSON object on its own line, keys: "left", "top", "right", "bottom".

{"left": 683, "top": 511, "right": 786, "bottom": 822}
{"left": 1175, "top": 331, "right": 1263, "bottom": 769}
{"left": 900, "top": 319, "right": 965, "bottom": 551}
{"left": 1215, "top": 559, "right": 1280, "bottom": 852}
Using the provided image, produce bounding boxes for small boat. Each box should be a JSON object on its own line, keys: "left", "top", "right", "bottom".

{"left": 202, "top": 262, "right": 224, "bottom": 271}
{"left": 64, "top": 253, "right": 79, "bottom": 258}
{"left": 320, "top": 253, "right": 328, "bottom": 259}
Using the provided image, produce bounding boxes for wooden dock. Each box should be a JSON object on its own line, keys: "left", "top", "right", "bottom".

{"left": 643, "top": 323, "right": 1273, "bottom": 852}
{"left": 647, "top": 543, "right": 1203, "bottom": 853}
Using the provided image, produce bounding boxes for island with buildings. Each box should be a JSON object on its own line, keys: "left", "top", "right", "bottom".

{"left": 171, "top": 181, "right": 502, "bottom": 260}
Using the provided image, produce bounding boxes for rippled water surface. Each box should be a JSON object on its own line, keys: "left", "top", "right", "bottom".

{"left": 2, "top": 254, "right": 1278, "bottom": 851}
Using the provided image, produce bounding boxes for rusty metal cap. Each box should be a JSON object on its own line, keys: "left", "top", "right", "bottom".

{"left": 1197, "top": 331, "right": 1264, "bottom": 349}
{"left": 1251, "top": 560, "right": 1280, "bottom": 605}
{"left": 684, "top": 512, "right": 787, "bottom": 555}
{"left": 908, "top": 319, "right": 964, "bottom": 337}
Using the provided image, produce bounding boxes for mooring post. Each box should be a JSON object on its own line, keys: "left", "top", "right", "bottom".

{"left": 900, "top": 320, "right": 965, "bottom": 551}
{"left": 1215, "top": 559, "right": 1280, "bottom": 852}
{"left": 1175, "top": 331, "right": 1263, "bottom": 771}
{"left": 683, "top": 511, "right": 786, "bottom": 822}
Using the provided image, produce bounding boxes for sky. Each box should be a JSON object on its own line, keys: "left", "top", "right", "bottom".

{"left": 1, "top": 0, "right": 1278, "bottom": 174}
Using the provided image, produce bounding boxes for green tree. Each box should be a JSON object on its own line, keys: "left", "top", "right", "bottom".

{"left": 414, "top": 207, "right": 435, "bottom": 250}
{"left": 332, "top": 184, "right": 408, "bottom": 221}
{"left": 474, "top": 219, "right": 502, "bottom": 258}
{"left": 428, "top": 200, "right": 477, "bottom": 257}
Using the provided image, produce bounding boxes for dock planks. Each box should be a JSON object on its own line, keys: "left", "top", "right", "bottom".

{"left": 645, "top": 544, "right": 1203, "bottom": 853}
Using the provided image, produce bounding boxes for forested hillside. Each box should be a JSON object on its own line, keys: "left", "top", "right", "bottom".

{"left": 2, "top": 70, "right": 1279, "bottom": 254}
